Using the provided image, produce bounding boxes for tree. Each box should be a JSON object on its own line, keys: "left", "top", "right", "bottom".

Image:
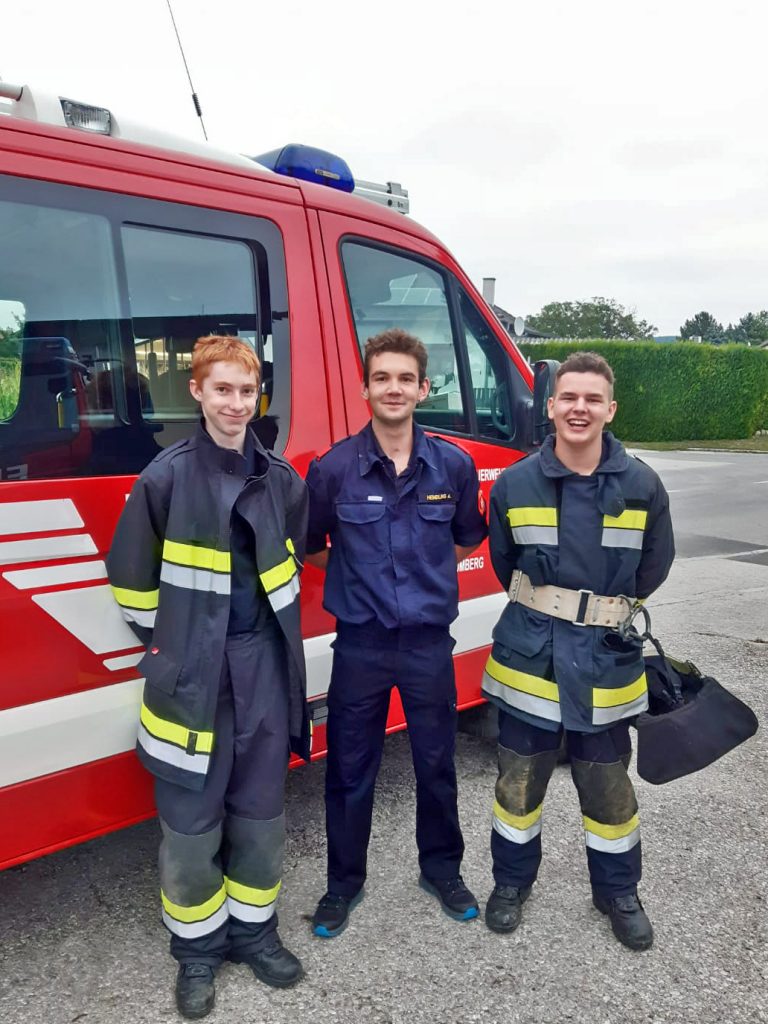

{"left": 0, "top": 312, "right": 22, "bottom": 358}
{"left": 680, "top": 311, "right": 724, "bottom": 343}
{"left": 526, "top": 297, "right": 656, "bottom": 340}
{"left": 724, "top": 311, "right": 768, "bottom": 345}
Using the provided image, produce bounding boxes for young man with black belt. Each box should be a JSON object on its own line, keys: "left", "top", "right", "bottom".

{"left": 305, "top": 328, "right": 488, "bottom": 937}
{"left": 482, "top": 350, "right": 674, "bottom": 950}
{"left": 107, "top": 336, "right": 310, "bottom": 1018}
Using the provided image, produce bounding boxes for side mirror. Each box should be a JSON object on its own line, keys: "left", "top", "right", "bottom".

{"left": 532, "top": 359, "right": 559, "bottom": 446}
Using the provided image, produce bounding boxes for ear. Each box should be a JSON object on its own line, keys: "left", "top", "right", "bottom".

{"left": 189, "top": 377, "right": 203, "bottom": 404}
{"left": 417, "top": 377, "right": 431, "bottom": 402}
{"left": 547, "top": 395, "right": 555, "bottom": 421}
{"left": 361, "top": 381, "right": 369, "bottom": 401}
{"left": 605, "top": 399, "right": 617, "bottom": 423}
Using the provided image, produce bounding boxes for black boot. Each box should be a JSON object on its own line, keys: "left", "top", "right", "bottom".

{"left": 593, "top": 891, "right": 654, "bottom": 951}
{"left": 233, "top": 934, "right": 304, "bottom": 988}
{"left": 485, "top": 884, "right": 532, "bottom": 933}
{"left": 175, "top": 963, "right": 215, "bottom": 1020}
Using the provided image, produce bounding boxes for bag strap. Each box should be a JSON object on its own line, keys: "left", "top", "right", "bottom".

{"left": 617, "top": 605, "right": 684, "bottom": 706}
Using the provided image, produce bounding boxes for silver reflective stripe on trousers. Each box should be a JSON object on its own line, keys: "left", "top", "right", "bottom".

{"left": 161, "top": 902, "right": 229, "bottom": 939}
{"left": 226, "top": 896, "right": 277, "bottom": 923}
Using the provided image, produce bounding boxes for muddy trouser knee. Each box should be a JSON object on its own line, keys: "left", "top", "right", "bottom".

{"left": 568, "top": 723, "right": 641, "bottom": 898}
{"left": 491, "top": 712, "right": 560, "bottom": 888}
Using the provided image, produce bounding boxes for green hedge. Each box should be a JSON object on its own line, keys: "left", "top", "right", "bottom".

{"left": 0, "top": 357, "right": 20, "bottom": 422}
{"left": 519, "top": 341, "right": 768, "bottom": 441}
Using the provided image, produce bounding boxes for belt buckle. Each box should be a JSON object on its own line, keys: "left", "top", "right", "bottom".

{"left": 573, "top": 588, "right": 593, "bottom": 626}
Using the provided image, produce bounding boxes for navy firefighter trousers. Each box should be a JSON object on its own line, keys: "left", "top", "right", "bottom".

{"left": 325, "top": 621, "right": 465, "bottom": 899}
{"left": 491, "top": 712, "right": 641, "bottom": 898}
{"left": 154, "top": 623, "right": 290, "bottom": 966}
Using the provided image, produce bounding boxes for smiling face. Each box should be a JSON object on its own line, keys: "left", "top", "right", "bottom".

{"left": 362, "top": 351, "right": 431, "bottom": 428}
{"left": 547, "top": 370, "right": 617, "bottom": 453}
{"left": 189, "top": 360, "right": 260, "bottom": 451}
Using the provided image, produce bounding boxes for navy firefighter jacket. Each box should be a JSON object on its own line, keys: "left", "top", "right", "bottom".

{"left": 305, "top": 422, "right": 488, "bottom": 629}
{"left": 107, "top": 422, "right": 311, "bottom": 791}
{"left": 482, "top": 431, "right": 674, "bottom": 734}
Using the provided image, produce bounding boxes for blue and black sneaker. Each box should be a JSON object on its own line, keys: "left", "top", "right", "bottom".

{"left": 312, "top": 890, "right": 364, "bottom": 938}
{"left": 418, "top": 874, "right": 479, "bottom": 921}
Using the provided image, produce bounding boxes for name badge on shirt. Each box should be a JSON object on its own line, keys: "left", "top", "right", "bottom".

{"left": 367, "top": 495, "right": 383, "bottom": 502}
{"left": 421, "top": 492, "right": 455, "bottom": 502}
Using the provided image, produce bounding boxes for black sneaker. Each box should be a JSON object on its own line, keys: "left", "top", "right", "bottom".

{"left": 593, "top": 891, "right": 654, "bottom": 951}
{"left": 232, "top": 935, "right": 304, "bottom": 988}
{"left": 418, "top": 874, "right": 479, "bottom": 921}
{"left": 312, "top": 890, "right": 364, "bottom": 938}
{"left": 175, "top": 963, "right": 215, "bottom": 1020}
{"left": 485, "top": 884, "right": 532, "bottom": 933}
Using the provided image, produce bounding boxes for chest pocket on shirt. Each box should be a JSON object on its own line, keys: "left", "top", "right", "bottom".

{"left": 336, "top": 502, "right": 389, "bottom": 563}
{"left": 417, "top": 502, "right": 456, "bottom": 564}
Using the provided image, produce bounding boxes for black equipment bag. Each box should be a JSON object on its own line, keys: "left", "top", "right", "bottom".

{"left": 634, "top": 632, "right": 759, "bottom": 786}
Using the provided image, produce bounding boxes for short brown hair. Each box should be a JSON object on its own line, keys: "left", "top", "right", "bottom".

{"left": 191, "top": 335, "right": 261, "bottom": 384}
{"left": 555, "top": 350, "right": 614, "bottom": 396}
{"left": 363, "top": 328, "right": 428, "bottom": 385}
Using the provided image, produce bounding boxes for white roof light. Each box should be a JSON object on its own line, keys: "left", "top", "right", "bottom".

{"left": 60, "top": 98, "right": 112, "bottom": 135}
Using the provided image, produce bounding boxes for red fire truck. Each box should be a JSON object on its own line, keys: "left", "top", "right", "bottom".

{"left": 0, "top": 82, "right": 547, "bottom": 871}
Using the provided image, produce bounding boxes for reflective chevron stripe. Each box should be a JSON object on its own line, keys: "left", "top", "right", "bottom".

{"left": 592, "top": 673, "right": 648, "bottom": 725}
{"left": 482, "top": 656, "right": 561, "bottom": 724}
{"left": 602, "top": 509, "right": 647, "bottom": 550}
{"left": 492, "top": 800, "right": 543, "bottom": 844}
{"left": 161, "top": 883, "right": 228, "bottom": 938}
{"left": 260, "top": 544, "right": 300, "bottom": 612}
{"left": 583, "top": 813, "right": 640, "bottom": 853}
{"left": 225, "top": 878, "right": 281, "bottom": 923}
{"left": 162, "top": 540, "right": 231, "bottom": 573}
{"left": 506, "top": 506, "right": 558, "bottom": 546}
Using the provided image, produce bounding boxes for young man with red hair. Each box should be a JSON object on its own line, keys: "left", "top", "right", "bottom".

{"left": 108, "top": 336, "right": 310, "bottom": 1018}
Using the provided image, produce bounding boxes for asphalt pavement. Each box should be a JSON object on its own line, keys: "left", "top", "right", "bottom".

{"left": 1, "top": 449, "right": 766, "bottom": 1024}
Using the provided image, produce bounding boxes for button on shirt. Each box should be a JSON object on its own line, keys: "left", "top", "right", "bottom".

{"left": 305, "top": 422, "right": 488, "bottom": 628}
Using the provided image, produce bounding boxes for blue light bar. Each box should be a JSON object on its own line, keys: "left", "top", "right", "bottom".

{"left": 252, "top": 144, "right": 355, "bottom": 192}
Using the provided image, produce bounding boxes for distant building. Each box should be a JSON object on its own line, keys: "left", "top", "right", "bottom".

{"left": 481, "top": 278, "right": 550, "bottom": 340}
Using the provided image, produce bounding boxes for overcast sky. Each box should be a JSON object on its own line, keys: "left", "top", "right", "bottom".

{"left": 3, "top": 0, "right": 768, "bottom": 335}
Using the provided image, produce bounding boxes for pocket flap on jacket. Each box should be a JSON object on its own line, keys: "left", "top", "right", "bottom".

{"left": 336, "top": 502, "right": 387, "bottom": 524}
{"left": 417, "top": 502, "right": 455, "bottom": 522}
{"left": 494, "top": 606, "right": 552, "bottom": 659}
{"left": 137, "top": 649, "right": 181, "bottom": 695}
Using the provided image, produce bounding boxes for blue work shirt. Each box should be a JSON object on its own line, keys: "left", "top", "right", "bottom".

{"left": 305, "top": 422, "right": 488, "bottom": 628}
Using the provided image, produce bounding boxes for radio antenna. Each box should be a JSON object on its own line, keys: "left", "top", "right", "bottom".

{"left": 165, "top": 0, "right": 208, "bottom": 140}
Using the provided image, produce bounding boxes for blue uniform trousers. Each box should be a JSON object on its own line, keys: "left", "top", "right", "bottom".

{"left": 491, "top": 712, "right": 642, "bottom": 898}
{"left": 325, "top": 622, "right": 465, "bottom": 898}
{"left": 154, "top": 624, "right": 290, "bottom": 966}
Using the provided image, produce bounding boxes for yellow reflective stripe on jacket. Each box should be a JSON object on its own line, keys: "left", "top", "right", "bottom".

{"left": 583, "top": 813, "right": 639, "bottom": 841}
{"left": 602, "top": 509, "right": 648, "bottom": 530}
{"left": 485, "top": 655, "right": 560, "bottom": 703}
{"left": 111, "top": 584, "right": 159, "bottom": 610}
{"left": 162, "top": 539, "right": 231, "bottom": 574}
{"left": 161, "top": 883, "right": 226, "bottom": 923}
{"left": 225, "top": 878, "right": 281, "bottom": 907}
{"left": 506, "top": 507, "right": 558, "bottom": 528}
{"left": 140, "top": 703, "right": 215, "bottom": 754}
{"left": 493, "top": 801, "right": 543, "bottom": 832}
{"left": 592, "top": 672, "right": 647, "bottom": 709}
{"left": 260, "top": 552, "right": 297, "bottom": 594}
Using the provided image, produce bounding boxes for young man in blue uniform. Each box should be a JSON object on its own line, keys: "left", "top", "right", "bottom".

{"left": 482, "top": 351, "right": 674, "bottom": 950}
{"left": 107, "top": 336, "right": 310, "bottom": 1018}
{"left": 305, "top": 327, "right": 488, "bottom": 936}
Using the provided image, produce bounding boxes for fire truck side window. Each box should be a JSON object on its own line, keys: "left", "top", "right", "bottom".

{"left": 0, "top": 178, "right": 288, "bottom": 480}
{"left": 121, "top": 225, "right": 260, "bottom": 451}
{"left": 459, "top": 287, "right": 517, "bottom": 443}
{"left": 341, "top": 242, "right": 469, "bottom": 435}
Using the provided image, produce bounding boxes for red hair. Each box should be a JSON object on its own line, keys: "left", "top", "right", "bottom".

{"left": 191, "top": 335, "right": 261, "bottom": 383}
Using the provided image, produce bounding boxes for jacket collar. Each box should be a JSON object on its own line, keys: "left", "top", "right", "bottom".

{"left": 539, "top": 431, "right": 628, "bottom": 518}
{"left": 195, "top": 418, "right": 270, "bottom": 479}
{"left": 356, "top": 420, "right": 437, "bottom": 476}
{"left": 539, "top": 430, "right": 628, "bottom": 478}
